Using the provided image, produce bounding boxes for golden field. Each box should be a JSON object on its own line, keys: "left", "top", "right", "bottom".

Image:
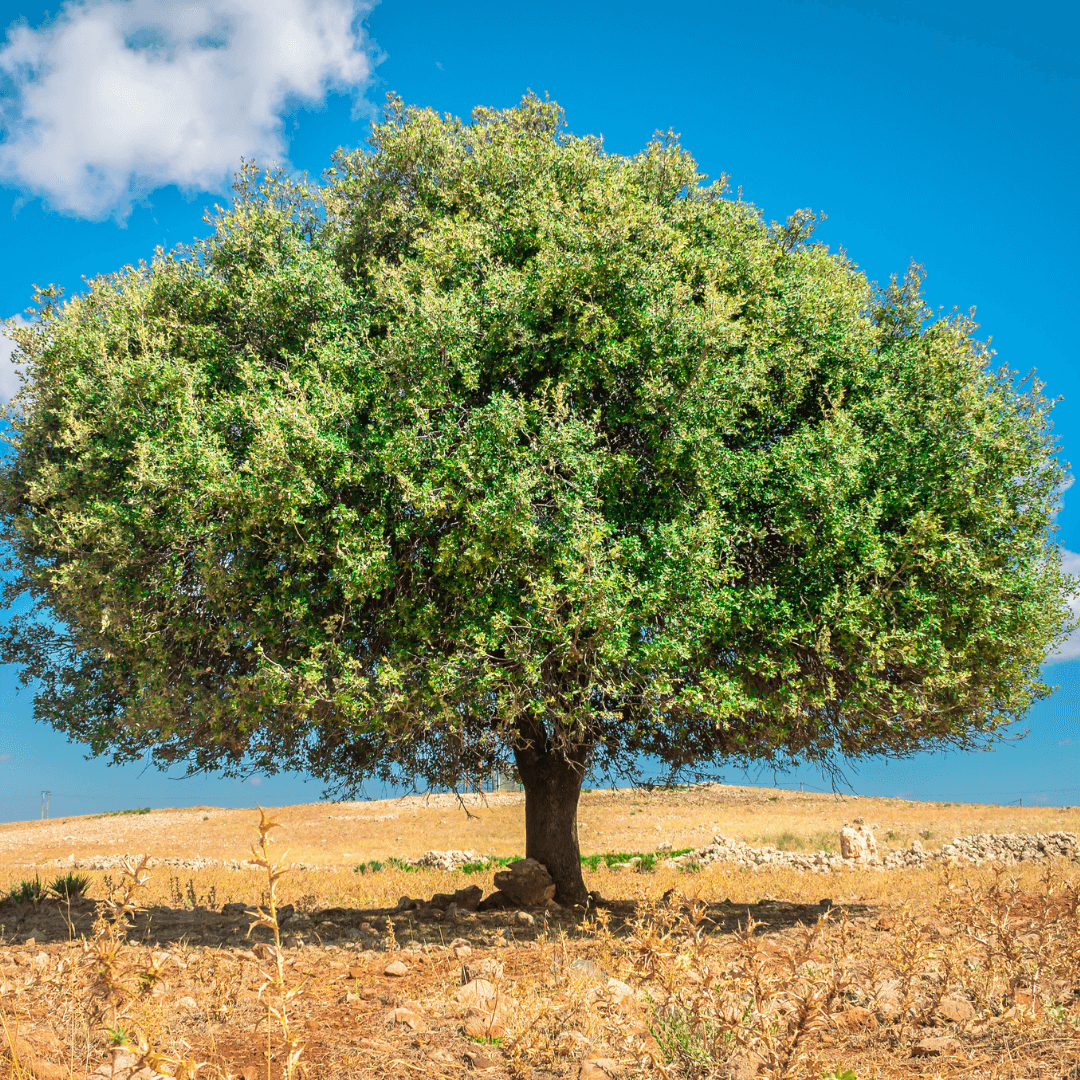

{"left": 0, "top": 785, "right": 1077, "bottom": 1080}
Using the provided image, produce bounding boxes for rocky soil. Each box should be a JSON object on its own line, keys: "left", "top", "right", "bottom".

{"left": 668, "top": 829, "right": 1080, "bottom": 873}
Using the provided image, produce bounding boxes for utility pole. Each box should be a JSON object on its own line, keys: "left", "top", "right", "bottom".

{"left": 41, "top": 790, "right": 51, "bottom": 820}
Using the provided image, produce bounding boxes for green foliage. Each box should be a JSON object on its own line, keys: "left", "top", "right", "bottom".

{"left": 579, "top": 848, "right": 694, "bottom": 871}
{"left": 774, "top": 830, "right": 806, "bottom": 851}
{"left": 91, "top": 808, "right": 151, "bottom": 819}
{"left": 459, "top": 855, "right": 517, "bottom": 875}
{"left": 0, "top": 93, "right": 1073, "bottom": 808}
{"left": 7, "top": 876, "right": 42, "bottom": 904}
{"left": 352, "top": 860, "right": 384, "bottom": 874}
{"left": 48, "top": 872, "right": 91, "bottom": 900}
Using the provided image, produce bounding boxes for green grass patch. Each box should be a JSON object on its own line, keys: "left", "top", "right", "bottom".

{"left": 580, "top": 847, "right": 694, "bottom": 873}
{"left": 460, "top": 855, "right": 517, "bottom": 875}
{"left": 352, "top": 860, "right": 384, "bottom": 874}
{"left": 90, "top": 807, "right": 151, "bottom": 819}
{"left": 6, "top": 876, "right": 43, "bottom": 904}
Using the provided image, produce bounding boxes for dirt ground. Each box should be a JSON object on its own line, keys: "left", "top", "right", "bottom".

{"left": 1, "top": 785, "right": 1079, "bottom": 1080}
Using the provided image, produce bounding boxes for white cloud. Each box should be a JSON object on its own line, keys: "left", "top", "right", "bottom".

{"left": 1047, "top": 547, "right": 1080, "bottom": 664}
{"left": 0, "top": 315, "right": 29, "bottom": 402}
{"left": 0, "top": 0, "right": 376, "bottom": 220}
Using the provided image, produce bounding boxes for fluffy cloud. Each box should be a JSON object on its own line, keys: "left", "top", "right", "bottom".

{"left": 0, "top": 0, "right": 375, "bottom": 220}
{"left": 1047, "top": 548, "right": 1080, "bottom": 664}
{"left": 0, "top": 315, "right": 29, "bottom": 402}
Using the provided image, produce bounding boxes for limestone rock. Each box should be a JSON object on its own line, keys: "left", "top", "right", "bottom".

{"left": 833, "top": 1006, "right": 878, "bottom": 1032}
{"left": 456, "top": 978, "right": 499, "bottom": 1009}
{"left": 840, "top": 822, "right": 879, "bottom": 864}
{"left": 912, "top": 1035, "right": 961, "bottom": 1057}
{"left": 936, "top": 995, "right": 976, "bottom": 1024}
{"left": 493, "top": 858, "right": 556, "bottom": 908}
{"left": 428, "top": 885, "right": 483, "bottom": 911}
{"left": 578, "top": 1058, "right": 623, "bottom": 1079}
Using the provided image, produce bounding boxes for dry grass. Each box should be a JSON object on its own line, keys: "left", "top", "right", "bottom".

{"left": 1, "top": 788, "right": 1079, "bottom": 1080}
{"left": 2, "top": 785, "right": 1078, "bottom": 871}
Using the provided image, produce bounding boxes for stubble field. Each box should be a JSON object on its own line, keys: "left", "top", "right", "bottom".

{"left": 1, "top": 784, "right": 1078, "bottom": 1080}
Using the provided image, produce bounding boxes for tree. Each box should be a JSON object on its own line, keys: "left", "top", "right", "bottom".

{"left": 0, "top": 95, "right": 1072, "bottom": 904}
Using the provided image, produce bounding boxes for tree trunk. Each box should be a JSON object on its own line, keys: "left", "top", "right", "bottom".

{"left": 513, "top": 732, "right": 589, "bottom": 906}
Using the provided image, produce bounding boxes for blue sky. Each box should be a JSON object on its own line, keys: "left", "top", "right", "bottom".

{"left": 0, "top": 0, "right": 1077, "bottom": 821}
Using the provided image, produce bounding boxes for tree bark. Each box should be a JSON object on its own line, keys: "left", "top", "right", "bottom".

{"left": 513, "top": 729, "right": 589, "bottom": 906}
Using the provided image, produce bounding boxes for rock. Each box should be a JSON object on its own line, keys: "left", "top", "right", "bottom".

{"left": 912, "top": 1035, "right": 961, "bottom": 1057}
{"left": 456, "top": 977, "right": 499, "bottom": 1008}
{"left": 578, "top": 1058, "right": 623, "bottom": 1079}
{"left": 493, "top": 858, "right": 557, "bottom": 908}
{"left": 464, "top": 1007, "right": 507, "bottom": 1039}
{"left": 30, "top": 1059, "right": 66, "bottom": 1080}
{"left": 477, "top": 890, "right": 511, "bottom": 911}
{"left": 514, "top": 910, "right": 536, "bottom": 927}
{"left": 428, "top": 885, "right": 483, "bottom": 911}
{"left": 411, "top": 849, "right": 484, "bottom": 871}
{"left": 463, "top": 957, "right": 504, "bottom": 983}
{"left": 840, "top": 822, "right": 879, "bottom": 864}
{"left": 936, "top": 996, "right": 976, "bottom": 1024}
{"left": 387, "top": 1006, "right": 424, "bottom": 1030}
{"left": 833, "top": 1006, "right": 878, "bottom": 1032}
{"left": 464, "top": 1049, "right": 500, "bottom": 1070}
{"left": 383, "top": 959, "right": 409, "bottom": 977}
{"left": 555, "top": 1031, "right": 593, "bottom": 1057}
{"left": 453, "top": 942, "right": 473, "bottom": 959}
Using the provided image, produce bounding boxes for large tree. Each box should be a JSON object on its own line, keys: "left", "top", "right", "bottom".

{"left": 0, "top": 96, "right": 1072, "bottom": 903}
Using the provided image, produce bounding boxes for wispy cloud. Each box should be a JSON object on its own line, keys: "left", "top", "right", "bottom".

{"left": 0, "top": 315, "right": 28, "bottom": 402}
{"left": 1047, "top": 547, "right": 1080, "bottom": 664}
{"left": 0, "top": 0, "right": 376, "bottom": 220}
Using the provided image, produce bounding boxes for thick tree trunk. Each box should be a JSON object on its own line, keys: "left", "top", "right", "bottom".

{"left": 513, "top": 732, "right": 589, "bottom": 906}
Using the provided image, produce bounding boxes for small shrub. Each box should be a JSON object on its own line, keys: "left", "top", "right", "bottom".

{"left": 8, "top": 876, "right": 43, "bottom": 904}
{"left": 775, "top": 830, "right": 806, "bottom": 851}
{"left": 49, "top": 872, "right": 91, "bottom": 900}
{"left": 920, "top": 828, "right": 933, "bottom": 840}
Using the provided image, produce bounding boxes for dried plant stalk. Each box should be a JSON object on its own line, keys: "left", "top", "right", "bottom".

{"left": 247, "top": 806, "right": 305, "bottom": 1080}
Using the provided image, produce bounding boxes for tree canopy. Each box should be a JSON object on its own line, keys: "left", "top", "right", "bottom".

{"left": 1, "top": 95, "right": 1072, "bottom": 901}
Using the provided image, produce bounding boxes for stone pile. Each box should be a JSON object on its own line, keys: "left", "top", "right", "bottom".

{"left": 667, "top": 830, "right": 1079, "bottom": 874}
{"left": 409, "top": 849, "right": 487, "bottom": 871}
{"left": 932, "top": 831, "right": 1078, "bottom": 866}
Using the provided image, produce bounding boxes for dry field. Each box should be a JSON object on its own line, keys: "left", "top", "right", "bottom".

{"left": 1, "top": 785, "right": 1079, "bottom": 1080}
